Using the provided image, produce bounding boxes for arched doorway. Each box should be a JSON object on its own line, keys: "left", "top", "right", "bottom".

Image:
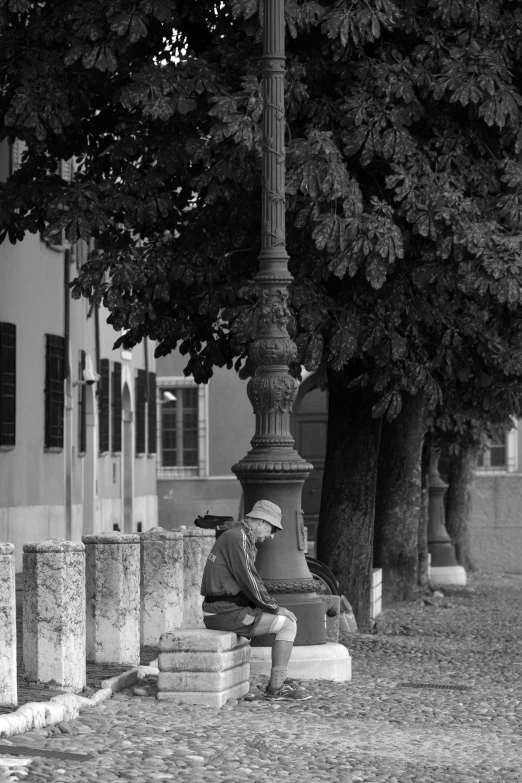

{"left": 291, "top": 375, "right": 328, "bottom": 552}
{"left": 122, "top": 382, "right": 134, "bottom": 533}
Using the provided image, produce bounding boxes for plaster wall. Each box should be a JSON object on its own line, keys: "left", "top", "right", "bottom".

{"left": 469, "top": 474, "right": 522, "bottom": 573}
{"left": 0, "top": 139, "right": 158, "bottom": 554}
{"left": 158, "top": 478, "right": 242, "bottom": 530}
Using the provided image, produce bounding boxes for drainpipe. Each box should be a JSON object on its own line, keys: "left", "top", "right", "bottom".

{"left": 64, "top": 249, "right": 73, "bottom": 540}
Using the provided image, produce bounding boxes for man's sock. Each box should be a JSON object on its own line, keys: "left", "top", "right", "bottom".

{"left": 269, "top": 666, "right": 287, "bottom": 691}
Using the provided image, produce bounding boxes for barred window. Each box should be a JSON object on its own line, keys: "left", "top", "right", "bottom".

{"left": 148, "top": 372, "right": 157, "bottom": 454}
{"left": 111, "top": 362, "right": 122, "bottom": 453}
{"left": 99, "top": 359, "right": 110, "bottom": 453}
{"left": 135, "top": 369, "right": 147, "bottom": 454}
{"left": 0, "top": 323, "right": 16, "bottom": 447}
{"left": 44, "top": 335, "right": 65, "bottom": 450}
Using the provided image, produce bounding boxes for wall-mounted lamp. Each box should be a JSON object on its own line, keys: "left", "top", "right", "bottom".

{"left": 73, "top": 354, "right": 100, "bottom": 386}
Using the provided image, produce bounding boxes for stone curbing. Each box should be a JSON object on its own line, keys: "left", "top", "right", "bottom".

{"left": 0, "top": 663, "right": 159, "bottom": 739}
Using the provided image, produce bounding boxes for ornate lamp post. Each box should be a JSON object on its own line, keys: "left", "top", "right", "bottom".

{"left": 231, "top": 0, "right": 326, "bottom": 645}
{"left": 427, "top": 449, "right": 467, "bottom": 587}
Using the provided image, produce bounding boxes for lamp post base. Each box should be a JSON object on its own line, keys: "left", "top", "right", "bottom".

{"left": 430, "top": 565, "right": 467, "bottom": 587}
{"left": 249, "top": 642, "right": 351, "bottom": 681}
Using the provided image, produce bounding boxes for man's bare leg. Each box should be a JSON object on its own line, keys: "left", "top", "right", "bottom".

{"left": 269, "top": 640, "right": 293, "bottom": 690}
{"left": 272, "top": 639, "right": 293, "bottom": 667}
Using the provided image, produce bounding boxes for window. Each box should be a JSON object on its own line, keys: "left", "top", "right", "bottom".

{"left": 111, "top": 362, "right": 122, "bottom": 453}
{"left": 78, "top": 350, "right": 86, "bottom": 454}
{"left": 135, "top": 369, "right": 147, "bottom": 454}
{"left": 9, "top": 140, "right": 22, "bottom": 174}
{"left": 99, "top": 359, "right": 110, "bottom": 453}
{"left": 148, "top": 372, "right": 157, "bottom": 455}
{"left": 157, "top": 378, "right": 208, "bottom": 478}
{"left": 0, "top": 323, "right": 16, "bottom": 448}
{"left": 477, "top": 427, "right": 517, "bottom": 472}
{"left": 44, "top": 334, "right": 65, "bottom": 450}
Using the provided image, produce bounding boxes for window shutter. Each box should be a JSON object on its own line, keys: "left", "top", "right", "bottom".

{"left": 135, "top": 369, "right": 146, "bottom": 454}
{"left": 148, "top": 372, "right": 157, "bottom": 454}
{"left": 112, "top": 362, "right": 122, "bottom": 453}
{"left": 0, "top": 323, "right": 16, "bottom": 447}
{"left": 78, "top": 350, "right": 86, "bottom": 454}
{"left": 99, "top": 359, "right": 110, "bottom": 453}
{"left": 44, "top": 335, "right": 65, "bottom": 449}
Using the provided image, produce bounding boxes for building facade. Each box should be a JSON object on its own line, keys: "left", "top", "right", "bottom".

{"left": 0, "top": 142, "right": 157, "bottom": 570}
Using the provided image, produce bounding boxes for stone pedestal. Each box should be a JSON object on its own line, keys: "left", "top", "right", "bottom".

{"left": 371, "top": 568, "right": 383, "bottom": 619}
{"left": 83, "top": 533, "right": 140, "bottom": 666}
{"left": 0, "top": 543, "right": 17, "bottom": 708}
{"left": 140, "top": 527, "right": 183, "bottom": 646}
{"left": 23, "top": 539, "right": 86, "bottom": 692}
{"left": 323, "top": 595, "right": 341, "bottom": 643}
{"left": 249, "top": 642, "right": 351, "bottom": 681}
{"left": 157, "top": 628, "right": 250, "bottom": 707}
{"left": 430, "top": 565, "right": 467, "bottom": 587}
{"left": 182, "top": 529, "right": 215, "bottom": 627}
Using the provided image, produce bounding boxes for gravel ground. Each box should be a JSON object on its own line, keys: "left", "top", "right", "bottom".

{"left": 1, "top": 571, "right": 521, "bottom": 783}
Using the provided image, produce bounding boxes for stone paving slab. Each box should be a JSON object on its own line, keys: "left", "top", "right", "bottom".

{"left": 1, "top": 572, "right": 521, "bottom": 783}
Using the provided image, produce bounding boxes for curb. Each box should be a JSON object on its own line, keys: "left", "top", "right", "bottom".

{"left": 0, "top": 665, "right": 159, "bottom": 739}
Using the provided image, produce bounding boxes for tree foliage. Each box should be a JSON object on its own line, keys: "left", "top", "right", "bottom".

{"left": 2, "top": 0, "right": 522, "bottom": 433}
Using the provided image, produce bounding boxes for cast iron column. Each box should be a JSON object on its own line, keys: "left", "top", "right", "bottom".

{"left": 427, "top": 449, "right": 459, "bottom": 567}
{"left": 232, "top": 0, "right": 326, "bottom": 645}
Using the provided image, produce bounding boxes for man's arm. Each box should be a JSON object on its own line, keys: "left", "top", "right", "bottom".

{"left": 222, "top": 529, "right": 279, "bottom": 614}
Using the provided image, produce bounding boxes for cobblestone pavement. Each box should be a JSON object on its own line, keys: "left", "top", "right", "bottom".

{"left": 1, "top": 572, "right": 521, "bottom": 783}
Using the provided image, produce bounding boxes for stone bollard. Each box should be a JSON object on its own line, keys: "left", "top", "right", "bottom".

{"left": 182, "top": 529, "right": 215, "bottom": 627}
{"left": 140, "top": 527, "right": 183, "bottom": 646}
{"left": 83, "top": 533, "right": 141, "bottom": 666}
{"left": 23, "top": 539, "right": 86, "bottom": 693}
{"left": 0, "top": 543, "right": 17, "bottom": 708}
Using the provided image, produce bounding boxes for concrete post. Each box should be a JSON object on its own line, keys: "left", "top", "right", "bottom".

{"left": 83, "top": 532, "right": 141, "bottom": 666}
{"left": 23, "top": 539, "right": 86, "bottom": 693}
{"left": 0, "top": 543, "right": 17, "bottom": 708}
{"left": 182, "top": 529, "right": 215, "bottom": 627}
{"left": 140, "top": 527, "right": 183, "bottom": 646}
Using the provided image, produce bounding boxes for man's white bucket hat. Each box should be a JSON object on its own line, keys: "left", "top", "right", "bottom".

{"left": 246, "top": 500, "right": 283, "bottom": 530}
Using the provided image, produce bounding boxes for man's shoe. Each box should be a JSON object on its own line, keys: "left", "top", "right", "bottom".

{"left": 264, "top": 681, "right": 312, "bottom": 701}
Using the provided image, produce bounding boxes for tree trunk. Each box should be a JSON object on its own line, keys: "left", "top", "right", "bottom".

{"left": 445, "top": 445, "right": 479, "bottom": 571}
{"left": 316, "top": 366, "right": 381, "bottom": 632}
{"left": 418, "top": 443, "right": 430, "bottom": 590}
{"left": 373, "top": 392, "right": 427, "bottom": 603}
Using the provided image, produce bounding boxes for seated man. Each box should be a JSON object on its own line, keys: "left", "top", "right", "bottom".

{"left": 200, "top": 499, "right": 312, "bottom": 701}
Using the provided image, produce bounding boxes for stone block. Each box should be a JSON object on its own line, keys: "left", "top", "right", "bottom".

{"left": 371, "top": 596, "right": 382, "bottom": 620}
{"left": 250, "top": 643, "right": 351, "bottom": 682}
{"left": 158, "top": 645, "right": 250, "bottom": 673}
{"left": 23, "top": 539, "right": 86, "bottom": 692}
{"left": 372, "top": 567, "right": 382, "bottom": 588}
{"left": 156, "top": 680, "right": 250, "bottom": 707}
{"left": 430, "top": 565, "right": 467, "bottom": 587}
{"left": 182, "top": 529, "right": 215, "bottom": 627}
{"left": 159, "top": 628, "right": 248, "bottom": 654}
{"left": 322, "top": 595, "right": 341, "bottom": 644}
{"left": 140, "top": 527, "right": 183, "bottom": 646}
{"left": 83, "top": 532, "right": 140, "bottom": 666}
{"left": 0, "top": 543, "right": 17, "bottom": 708}
{"left": 158, "top": 662, "right": 250, "bottom": 693}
